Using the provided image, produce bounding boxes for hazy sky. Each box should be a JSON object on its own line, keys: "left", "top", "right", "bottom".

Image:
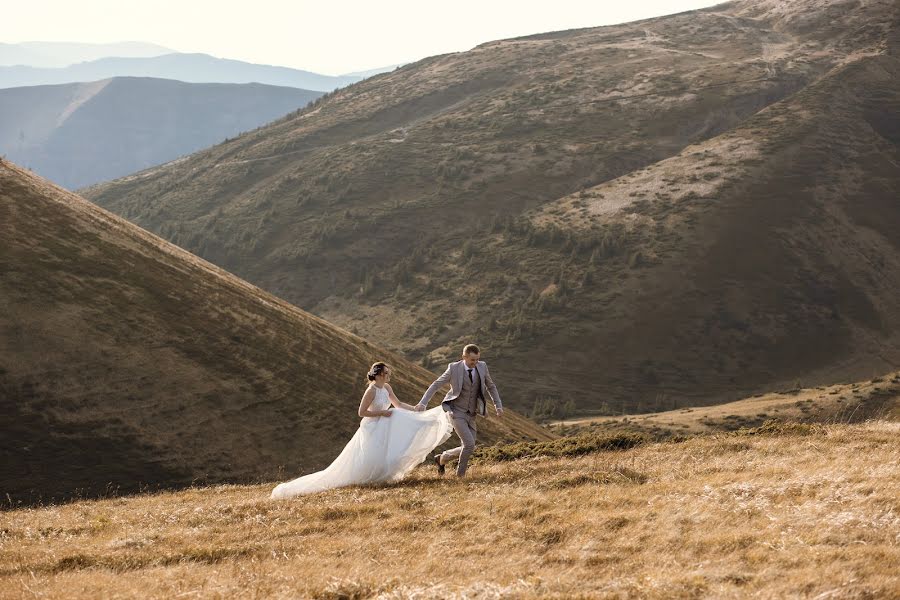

{"left": 4, "top": 1, "right": 725, "bottom": 75}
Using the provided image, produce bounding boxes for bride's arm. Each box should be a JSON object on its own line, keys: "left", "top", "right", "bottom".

{"left": 358, "top": 386, "right": 392, "bottom": 417}
{"left": 385, "top": 384, "right": 415, "bottom": 410}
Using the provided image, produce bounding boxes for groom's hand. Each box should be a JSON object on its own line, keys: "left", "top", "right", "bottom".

{"left": 496, "top": 407, "right": 504, "bottom": 417}
{"left": 415, "top": 404, "right": 426, "bottom": 412}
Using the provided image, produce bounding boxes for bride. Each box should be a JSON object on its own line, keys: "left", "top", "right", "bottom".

{"left": 271, "top": 362, "right": 452, "bottom": 498}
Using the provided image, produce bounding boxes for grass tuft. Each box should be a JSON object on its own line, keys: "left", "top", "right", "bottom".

{"left": 735, "top": 419, "right": 827, "bottom": 437}
{"left": 475, "top": 431, "right": 648, "bottom": 462}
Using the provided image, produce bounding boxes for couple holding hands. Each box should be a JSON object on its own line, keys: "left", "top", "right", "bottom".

{"left": 271, "top": 344, "right": 503, "bottom": 498}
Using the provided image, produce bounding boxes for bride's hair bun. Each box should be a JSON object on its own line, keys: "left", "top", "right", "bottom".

{"left": 366, "top": 362, "right": 388, "bottom": 382}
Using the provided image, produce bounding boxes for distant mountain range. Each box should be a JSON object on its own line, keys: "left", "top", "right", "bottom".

{"left": 0, "top": 76, "right": 322, "bottom": 189}
{"left": 0, "top": 159, "right": 550, "bottom": 503}
{"left": 341, "top": 64, "right": 405, "bottom": 78}
{"left": 0, "top": 52, "right": 368, "bottom": 91}
{"left": 0, "top": 41, "right": 174, "bottom": 68}
{"left": 85, "top": 0, "right": 900, "bottom": 415}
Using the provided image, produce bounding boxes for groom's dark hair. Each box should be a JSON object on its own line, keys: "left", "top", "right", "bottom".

{"left": 463, "top": 344, "right": 480, "bottom": 356}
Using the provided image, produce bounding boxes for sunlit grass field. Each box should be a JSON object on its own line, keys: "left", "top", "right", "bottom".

{"left": 3, "top": 420, "right": 898, "bottom": 599}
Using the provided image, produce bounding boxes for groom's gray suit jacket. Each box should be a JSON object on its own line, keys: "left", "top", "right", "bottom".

{"left": 417, "top": 360, "right": 502, "bottom": 417}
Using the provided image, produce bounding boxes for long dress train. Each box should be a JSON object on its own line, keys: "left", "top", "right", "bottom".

{"left": 271, "top": 385, "right": 452, "bottom": 498}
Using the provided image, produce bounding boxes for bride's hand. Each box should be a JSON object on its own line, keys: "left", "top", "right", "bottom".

{"left": 381, "top": 410, "right": 393, "bottom": 417}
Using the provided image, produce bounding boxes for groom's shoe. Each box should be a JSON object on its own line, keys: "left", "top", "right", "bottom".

{"left": 433, "top": 454, "right": 446, "bottom": 477}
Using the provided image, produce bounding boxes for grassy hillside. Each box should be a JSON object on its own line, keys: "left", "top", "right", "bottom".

{"left": 83, "top": 0, "right": 900, "bottom": 415}
{"left": 523, "top": 49, "right": 900, "bottom": 412}
{"left": 0, "top": 77, "right": 322, "bottom": 188}
{"left": 552, "top": 371, "right": 900, "bottom": 437}
{"left": 0, "top": 160, "right": 549, "bottom": 504}
{"left": 2, "top": 419, "right": 897, "bottom": 598}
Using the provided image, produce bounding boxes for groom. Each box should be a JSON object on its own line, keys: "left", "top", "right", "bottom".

{"left": 415, "top": 344, "right": 503, "bottom": 477}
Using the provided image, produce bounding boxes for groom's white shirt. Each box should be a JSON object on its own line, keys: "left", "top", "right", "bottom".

{"left": 417, "top": 360, "right": 502, "bottom": 416}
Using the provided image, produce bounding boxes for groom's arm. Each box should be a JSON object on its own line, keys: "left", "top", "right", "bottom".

{"left": 483, "top": 363, "right": 503, "bottom": 416}
{"left": 417, "top": 363, "right": 453, "bottom": 410}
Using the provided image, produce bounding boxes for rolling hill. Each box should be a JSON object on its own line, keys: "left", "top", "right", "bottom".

{"left": 0, "top": 77, "right": 322, "bottom": 189}
{"left": 83, "top": 0, "right": 900, "bottom": 415}
{"left": 0, "top": 53, "right": 362, "bottom": 92}
{"left": 0, "top": 159, "right": 550, "bottom": 503}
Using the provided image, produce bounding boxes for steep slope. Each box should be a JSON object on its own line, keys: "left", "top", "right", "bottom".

{"left": 0, "top": 77, "right": 322, "bottom": 189}
{"left": 83, "top": 0, "right": 900, "bottom": 414}
{"left": 0, "top": 160, "right": 549, "bottom": 503}
{"left": 526, "top": 48, "right": 900, "bottom": 410}
{"left": 0, "top": 53, "right": 361, "bottom": 92}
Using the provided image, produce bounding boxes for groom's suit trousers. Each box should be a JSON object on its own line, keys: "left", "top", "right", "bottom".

{"left": 442, "top": 409, "right": 477, "bottom": 477}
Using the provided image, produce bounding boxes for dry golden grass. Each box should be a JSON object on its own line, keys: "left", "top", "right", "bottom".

{"left": 533, "top": 136, "right": 762, "bottom": 226}
{"left": 3, "top": 421, "right": 899, "bottom": 599}
{"left": 551, "top": 372, "right": 900, "bottom": 437}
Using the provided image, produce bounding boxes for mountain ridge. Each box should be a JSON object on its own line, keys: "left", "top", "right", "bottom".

{"left": 0, "top": 77, "right": 323, "bottom": 188}
{"left": 0, "top": 41, "right": 174, "bottom": 68}
{"left": 0, "top": 53, "right": 362, "bottom": 92}
{"left": 83, "top": 0, "right": 900, "bottom": 414}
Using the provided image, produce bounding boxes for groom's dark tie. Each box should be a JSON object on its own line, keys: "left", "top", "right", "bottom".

{"left": 467, "top": 368, "right": 473, "bottom": 383}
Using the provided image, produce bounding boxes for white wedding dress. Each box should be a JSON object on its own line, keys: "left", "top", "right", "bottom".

{"left": 271, "top": 385, "right": 452, "bottom": 498}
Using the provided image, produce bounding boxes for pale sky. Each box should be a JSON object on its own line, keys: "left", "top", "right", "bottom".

{"left": 3, "top": 1, "right": 726, "bottom": 75}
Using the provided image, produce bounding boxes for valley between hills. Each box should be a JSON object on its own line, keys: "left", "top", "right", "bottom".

{"left": 83, "top": 0, "right": 900, "bottom": 416}
{"left": 0, "top": 160, "right": 548, "bottom": 504}
{"left": 2, "top": 2, "right": 899, "bottom": 597}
